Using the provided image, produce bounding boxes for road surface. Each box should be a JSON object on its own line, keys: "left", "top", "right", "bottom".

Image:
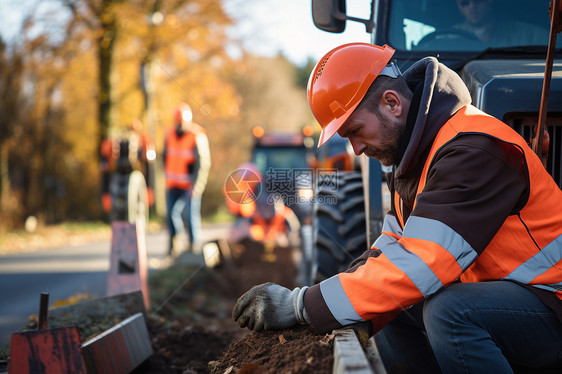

{"left": 0, "top": 224, "right": 230, "bottom": 346}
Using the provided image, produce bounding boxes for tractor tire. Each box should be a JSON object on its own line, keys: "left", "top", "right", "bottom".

{"left": 110, "top": 170, "right": 149, "bottom": 225}
{"left": 312, "top": 171, "right": 368, "bottom": 283}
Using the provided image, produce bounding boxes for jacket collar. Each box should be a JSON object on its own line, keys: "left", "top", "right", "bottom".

{"left": 395, "top": 57, "right": 472, "bottom": 178}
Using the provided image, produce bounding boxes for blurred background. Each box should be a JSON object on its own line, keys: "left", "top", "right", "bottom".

{"left": 0, "top": 0, "right": 370, "bottom": 232}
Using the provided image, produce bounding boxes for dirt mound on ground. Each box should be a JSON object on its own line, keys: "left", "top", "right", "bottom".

{"left": 136, "top": 322, "right": 244, "bottom": 374}
{"left": 134, "top": 237, "right": 331, "bottom": 373}
{"left": 210, "top": 325, "right": 334, "bottom": 374}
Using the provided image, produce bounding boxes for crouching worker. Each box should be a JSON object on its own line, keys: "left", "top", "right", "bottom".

{"left": 232, "top": 43, "right": 562, "bottom": 373}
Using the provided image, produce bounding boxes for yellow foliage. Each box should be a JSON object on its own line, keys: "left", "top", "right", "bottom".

{"left": 3, "top": 0, "right": 315, "bottom": 222}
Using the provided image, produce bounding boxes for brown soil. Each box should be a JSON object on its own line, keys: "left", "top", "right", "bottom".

{"left": 210, "top": 326, "right": 334, "bottom": 374}
{"left": 133, "top": 237, "right": 333, "bottom": 374}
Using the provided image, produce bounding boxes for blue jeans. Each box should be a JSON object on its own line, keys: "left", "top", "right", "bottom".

{"left": 166, "top": 187, "right": 199, "bottom": 248}
{"left": 375, "top": 281, "right": 562, "bottom": 373}
{"left": 189, "top": 193, "right": 202, "bottom": 246}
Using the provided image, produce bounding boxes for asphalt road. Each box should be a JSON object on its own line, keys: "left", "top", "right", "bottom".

{"left": 0, "top": 224, "right": 230, "bottom": 346}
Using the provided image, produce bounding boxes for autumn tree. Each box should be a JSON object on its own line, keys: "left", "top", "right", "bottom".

{"left": 1, "top": 0, "right": 244, "bottom": 225}
{"left": 0, "top": 4, "right": 93, "bottom": 227}
{"left": 107, "top": 0, "right": 241, "bottom": 217}
{"left": 0, "top": 0, "right": 318, "bottom": 227}
{"left": 0, "top": 37, "right": 25, "bottom": 229}
{"left": 199, "top": 53, "right": 315, "bottom": 216}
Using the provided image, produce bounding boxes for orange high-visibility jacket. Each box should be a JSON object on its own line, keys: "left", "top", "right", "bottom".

{"left": 164, "top": 128, "right": 196, "bottom": 190}
{"left": 304, "top": 105, "right": 562, "bottom": 334}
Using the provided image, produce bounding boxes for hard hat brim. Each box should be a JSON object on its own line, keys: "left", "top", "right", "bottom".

{"left": 317, "top": 99, "right": 361, "bottom": 147}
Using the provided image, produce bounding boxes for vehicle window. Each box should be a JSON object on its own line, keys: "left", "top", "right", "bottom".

{"left": 389, "top": 0, "right": 552, "bottom": 52}
{"left": 252, "top": 147, "right": 309, "bottom": 174}
{"left": 403, "top": 19, "right": 436, "bottom": 50}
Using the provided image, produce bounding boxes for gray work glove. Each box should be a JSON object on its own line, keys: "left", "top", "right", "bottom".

{"left": 232, "top": 282, "right": 309, "bottom": 331}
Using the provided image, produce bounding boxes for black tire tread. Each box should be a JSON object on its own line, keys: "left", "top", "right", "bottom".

{"left": 312, "top": 171, "right": 368, "bottom": 283}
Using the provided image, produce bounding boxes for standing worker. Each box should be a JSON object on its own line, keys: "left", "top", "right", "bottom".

{"left": 164, "top": 103, "right": 210, "bottom": 255}
{"left": 232, "top": 43, "right": 562, "bottom": 372}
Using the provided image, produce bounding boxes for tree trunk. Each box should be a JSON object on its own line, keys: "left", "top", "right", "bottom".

{"left": 97, "top": 9, "right": 116, "bottom": 162}
{"left": 0, "top": 144, "right": 9, "bottom": 211}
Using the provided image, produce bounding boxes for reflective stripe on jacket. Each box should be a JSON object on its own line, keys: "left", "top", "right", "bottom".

{"left": 165, "top": 128, "right": 196, "bottom": 190}
{"left": 304, "top": 105, "right": 562, "bottom": 334}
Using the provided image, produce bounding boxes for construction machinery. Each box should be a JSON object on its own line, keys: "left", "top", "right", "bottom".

{"left": 223, "top": 127, "right": 316, "bottom": 277}
{"left": 309, "top": 133, "right": 374, "bottom": 282}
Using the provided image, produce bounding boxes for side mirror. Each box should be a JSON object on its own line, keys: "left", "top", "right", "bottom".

{"left": 311, "top": 0, "right": 375, "bottom": 34}
{"left": 311, "top": 0, "right": 347, "bottom": 33}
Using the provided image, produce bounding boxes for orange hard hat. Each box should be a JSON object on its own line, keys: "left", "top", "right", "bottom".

{"left": 307, "top": 43, "right": 397, "bottom": 147}
{"left": 174, "top": 103, "right": 193, "bottom": 125}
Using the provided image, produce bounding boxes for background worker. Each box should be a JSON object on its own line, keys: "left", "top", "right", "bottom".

{"left": 232, "top": 43, "right": 562, "bottom": 372}
{"left": 163, "top": 103, "right": 210, "bottom": 255}
{"left": 100, "top": 119, "right": 155, "bottom": 216}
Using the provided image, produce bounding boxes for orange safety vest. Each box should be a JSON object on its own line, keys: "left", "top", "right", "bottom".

{"left": 394, "top": 105, "right": 562, "bottom": 300}
{"left": 304, "top": 105, "right": 562, "bottom": 334}
{"left": 165, "top": 128, "right": 196, "bottom": 190}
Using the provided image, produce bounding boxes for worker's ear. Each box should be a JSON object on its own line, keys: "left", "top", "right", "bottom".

{"left": 380, "top": 90, "right": 402, "bottom": 117}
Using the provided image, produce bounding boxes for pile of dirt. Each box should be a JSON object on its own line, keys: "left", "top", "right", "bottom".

{"left": 134, "top": 237, "right": 330, "bottom": 374}
{"left": 210, "top": 326, "right": 334, "bottom": 374}
{"left": 134, "top": 321, "right": 245, "bottom": 374}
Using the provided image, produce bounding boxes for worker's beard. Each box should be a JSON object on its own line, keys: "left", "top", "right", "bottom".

{"left": 363, "top": 114, "right": 404, "bottom": 167}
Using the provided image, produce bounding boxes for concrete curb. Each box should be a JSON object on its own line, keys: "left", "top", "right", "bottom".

{"left": 365, "top": 336, "right": 388, "bottom": 374}
{"left": 332, "top": 328, "right": 372, "bottom": 374}
{"left": 332, "top": 328, "right": 387, "bottom": 374}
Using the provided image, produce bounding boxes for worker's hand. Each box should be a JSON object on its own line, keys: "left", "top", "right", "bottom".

{"left": 232, "top": 283, "right": 309, "bottom": 331}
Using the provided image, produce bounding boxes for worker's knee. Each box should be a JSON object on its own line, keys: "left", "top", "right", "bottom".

{"left": 422, "top": 283, "right": 475, "bottom": 339}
